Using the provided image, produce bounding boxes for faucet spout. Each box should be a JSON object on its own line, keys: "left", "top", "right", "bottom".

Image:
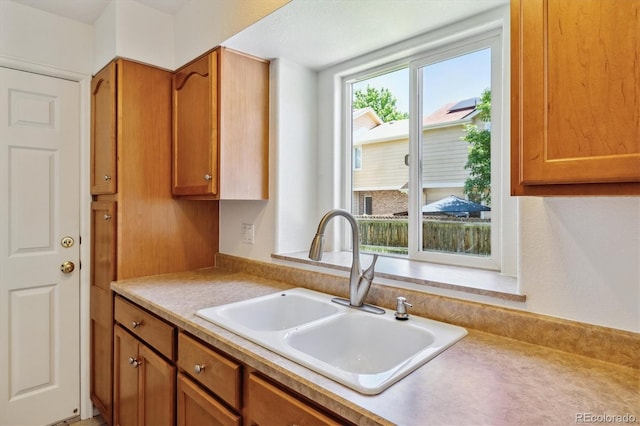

{"left": 308, "top": 209, "right": 382, "bottom": 313}
{"left": 355, "top": 253, "right": 378, "bottom": 305}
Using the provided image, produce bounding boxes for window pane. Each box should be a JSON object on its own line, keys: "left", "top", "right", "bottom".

{"left": 420, "top": 48, "right": 491, "bottom": 257}
{"left": 351, "top": 68, "right": 409, "bottom": 255}
{"left": 353, "top": 146, "right": 362, "bottom": 170}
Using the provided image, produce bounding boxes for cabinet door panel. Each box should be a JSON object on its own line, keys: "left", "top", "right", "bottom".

{"left": 177, "top": 374, "right": 240, "bottom": 426}
{"left": 247, "top": 374, "right": 341, "bottom": 426}
{"left": 113, "top": 326, "right": 139, "bottom": 426}
{"left": 173, "top": 51, "right": 217, "bottom": 196}
{"left": 91, "top": 201, "right": 116, "bottom": 292}
{"left": 90, "top": 200, "right": 116, "bottom": 423}
{"left": 513, "top": 0, "right": 640, "bottom": 191}
{"left": 91, "top": 61, "right": 117, "bottom": 194}
{"left": 139, "top": 343, "right": 175, "bottom": 426}
{"left": 90, "top": 287, "right": 113, "bottom": 422}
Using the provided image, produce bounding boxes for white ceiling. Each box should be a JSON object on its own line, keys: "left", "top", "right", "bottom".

{"left": 10, "top": 0, "right": 189, "bottom": 24}
{"left": 10, "top": 0, "right": 509, "bottom": 70}
{"left": 224, "top": 0, "right": 508, "bottom": 70}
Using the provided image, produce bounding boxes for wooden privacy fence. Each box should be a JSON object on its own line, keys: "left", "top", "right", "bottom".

{"left": 357, "top": 216, "right": 491, "bottom": 256}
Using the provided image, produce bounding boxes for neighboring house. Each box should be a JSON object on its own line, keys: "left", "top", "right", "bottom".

{"left": 352, "top": 98, "right": 483, "bottom": 216}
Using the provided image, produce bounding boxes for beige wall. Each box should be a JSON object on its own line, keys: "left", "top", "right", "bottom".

{"left": 354, "top": 120, "right": 476, "bottom": 195}
{"left": 353, "top": 138, "right": 408, "bottom": 190}
{"left": 422, "top": 124, "right": 473, "bottom": 188}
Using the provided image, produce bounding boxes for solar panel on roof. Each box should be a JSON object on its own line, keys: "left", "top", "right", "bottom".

{"left": 448, "top": 97, "right": 478, "bottom": 113}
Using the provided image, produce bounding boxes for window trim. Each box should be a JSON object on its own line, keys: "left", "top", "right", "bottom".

{"left": 353, "top": 145, "right": 362, "bottom": 170}
{"left": 340, "top": 19, "right": 515, "bottom": 275}
{"left": 363, "top": 195, "right": 373, "bottom": 215}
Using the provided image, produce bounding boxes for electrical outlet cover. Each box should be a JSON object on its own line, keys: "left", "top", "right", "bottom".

{"left": 241, "top": 223, "right": 254, "bottom": 244}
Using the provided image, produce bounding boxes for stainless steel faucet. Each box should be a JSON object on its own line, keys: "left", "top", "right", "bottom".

{"left": 309, "top": 209, "right": 383, "bottom": 314}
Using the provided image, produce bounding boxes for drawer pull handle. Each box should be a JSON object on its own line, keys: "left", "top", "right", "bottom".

{"left": 128, "top": 357, "right": 142, "bottom": 368}
{"left": 132, "top": 320, "right": 142, "bottom": 329}
{"left": 204, "top": 173, "right": 212, "bottom": 181}
{"left": 104, "top": 174, "right": 112, "bottom": 181}
{"left": 103, "top": 214, "right": 112, "bottom": 221}
{"left": 194, "top": 364, "right": 206, "bottom": 374}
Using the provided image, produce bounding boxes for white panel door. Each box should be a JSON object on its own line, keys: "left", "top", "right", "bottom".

{"left": 0, "top": 67, "right": 80, "bottom": 425}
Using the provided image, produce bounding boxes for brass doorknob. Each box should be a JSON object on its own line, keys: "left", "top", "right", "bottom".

{"left": 60, "top": 261, "right": 75, "bottom": 274}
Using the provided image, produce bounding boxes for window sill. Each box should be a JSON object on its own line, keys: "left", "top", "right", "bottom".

{"left": 271, "top": 251, "right": 524, "bottom": 302}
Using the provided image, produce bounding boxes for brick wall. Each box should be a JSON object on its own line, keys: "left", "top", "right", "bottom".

{"left": 354, "top": 190, "right": 408, "bottom": 216}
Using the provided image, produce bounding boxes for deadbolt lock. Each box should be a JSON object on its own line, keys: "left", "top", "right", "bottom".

{"left": 60, "top": 261, "right": 75, "bottom": 274}
{"left": 61, "top": 236, "right": 74, "bottom": 248}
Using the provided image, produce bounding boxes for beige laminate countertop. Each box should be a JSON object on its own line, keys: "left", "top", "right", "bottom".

{"left": 111, "top": 267, "right": 639, "bottom": 426}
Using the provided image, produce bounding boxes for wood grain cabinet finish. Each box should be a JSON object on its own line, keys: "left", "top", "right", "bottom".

{"left": 91, "top": 61, "right": 117, "bottom": 195}
{"left": 90, "top": 59, "right": 219, "bottom": 425}
{"left": 511, "top": 0, "right": 640, "bottom": 195}
{"left": 246, "top": 374, "right": 342, "bottom": 426}
{"left": 90, "top": 201, "right": 116, "bottom": 419}
{"left": 172, "top": 47, "right": 270, "bottom": 200}
{"left": 177, "top": 332, "right": 241, "bottom": 410}
{"left": 113, "top": 299, "right": 351, "bottom": 426}
{"left": 115, "top": 296, "right": 176, "bottom": 361}
{"left": 113, "top": 325, "right": 175, "bottom": 426}
{"left": 177, "top": 374, "right": 241, "bottom": 426}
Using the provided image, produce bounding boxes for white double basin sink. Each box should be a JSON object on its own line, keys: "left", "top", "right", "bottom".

{"left": 196, "top": 288, "right": 467, "bottom": 395}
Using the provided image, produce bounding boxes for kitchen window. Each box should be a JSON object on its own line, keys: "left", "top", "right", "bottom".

{"left": 343, "top": 29, "right": 514, "bottom": 273}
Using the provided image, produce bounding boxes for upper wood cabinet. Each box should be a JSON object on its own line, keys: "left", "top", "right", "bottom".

{"left": 91, "top": 62, "right": 117, "bottom": 195}
{"left": 173, "top": 47, "right": 270, "bottom": 200}
{"left": 511, "top": 0, "right": 640, "bottom": 195}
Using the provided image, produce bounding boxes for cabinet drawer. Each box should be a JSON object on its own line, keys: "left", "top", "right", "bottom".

{"left": 177, "top": 373, "right": 241, "bottom": 426}
{"left": 114, "top": 296, "right": 175, "bottom": 360}
{"left": 178, "top": 332, "right": 241, "bottom": 410}
{"left": 247, "top": 374, "right": 342, "bottom": 426}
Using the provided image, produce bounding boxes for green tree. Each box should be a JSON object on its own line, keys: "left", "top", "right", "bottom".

{"left": 353, "top": 85, "right": 409, "bottom": 122}
{"left": 463, "top": 89, "right": 491, "bottom": 205}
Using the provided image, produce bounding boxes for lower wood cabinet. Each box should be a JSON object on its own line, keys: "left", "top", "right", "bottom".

{"left": 246, "top": 373, "right": 342, "bottom": 426}
{"left": 90, "top": 286, "right": 113, "bottom": 419}
{"left": 111, "top": 296, "right": 350, "bottom": 426}
{"left": 176, "top": 374, "right": 241, "bottom": 426}
{"left": 113, "top": 296, "right": 176, "bottom": 426}
{"left": 113, "top": 325, "right": 175, "bottom": 426}
{"left": 177, "top": 332, "right": 241, "bottom": 410}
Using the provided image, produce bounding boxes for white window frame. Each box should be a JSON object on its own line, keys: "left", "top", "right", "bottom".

{"left": 353, "top": 145, "right": 362, "bottom": 170}
{"left": 363, "top": 195, "right": 373, "bottom": 215}
{"left": 341, "top": 21, "right": 515, "bottom": 275}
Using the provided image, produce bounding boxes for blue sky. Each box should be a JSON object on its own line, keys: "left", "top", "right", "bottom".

{"left": 353, "top": 48, "right": 491, "bottom": 116}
